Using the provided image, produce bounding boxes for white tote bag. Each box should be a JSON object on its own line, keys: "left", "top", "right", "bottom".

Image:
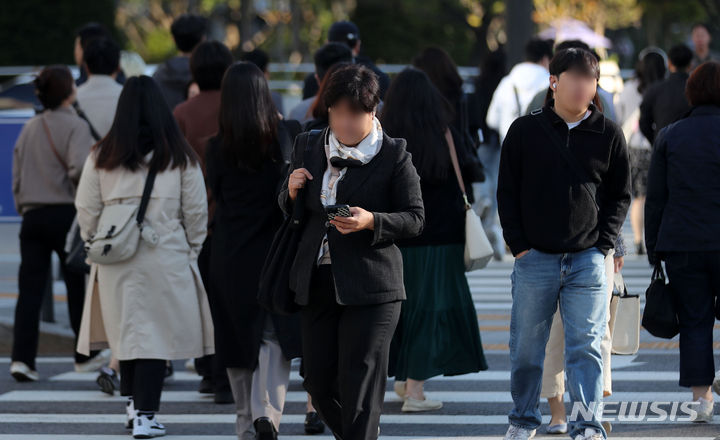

{"left": 610, "top": 272, "right": 641, "bottom": 355}
{"left": 445, "top": 130, "right": 494, "bottom": 272}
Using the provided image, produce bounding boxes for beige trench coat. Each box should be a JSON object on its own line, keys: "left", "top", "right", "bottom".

{"left": 75, "top": 152, "right": 214, "bottom": 360}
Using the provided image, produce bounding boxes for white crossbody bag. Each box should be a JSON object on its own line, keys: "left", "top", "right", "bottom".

{"left": 445, "top": 129, "right": 494, "bottom": 272}
{"left": 85, "top": 167, "right": 159, "bottom": 264}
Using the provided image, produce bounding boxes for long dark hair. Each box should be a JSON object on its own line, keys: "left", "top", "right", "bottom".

{"left": 413, "top": 47, "right": 464, "bottom": 107}
{"left": 544, "top": 48, "right": 603, "bottom": 112}
{"left": 95, "top": 75, "right": 197, "bottom": 171}
{"left": 637, "top": 51, "right": 666, "bottom": 94}
{"left": 380, "top": 67, "right": 453, "bottom": 182}
{"left": 215, "top": 61, "right": 280, "bottom": 169}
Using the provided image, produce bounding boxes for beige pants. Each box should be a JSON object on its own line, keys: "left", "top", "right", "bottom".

{"left": 540, "top": 249, "right": 617, "bottom": 399}
{"left": 226, "top": 319, "right": 292, "bottom": 439}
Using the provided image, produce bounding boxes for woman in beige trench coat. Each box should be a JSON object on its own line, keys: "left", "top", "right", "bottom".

{"left": 74, "top": 76, "right": 214, "bottom": 439}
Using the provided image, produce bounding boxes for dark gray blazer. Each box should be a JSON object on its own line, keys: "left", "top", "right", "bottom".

{"left": 278, "top": 128, "right": 424, "bottom": 306}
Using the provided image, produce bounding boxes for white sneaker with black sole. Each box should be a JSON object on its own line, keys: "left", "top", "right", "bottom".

{"left": 10, "top": 361, "right": 38, "bottom": 382}
{"left": 126, "top": 398, "right": 136, "bottom": 429}
{"left": 133, "top": 413, "right": 166, "bottom": 438}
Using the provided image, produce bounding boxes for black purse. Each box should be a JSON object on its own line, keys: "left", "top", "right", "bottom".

{"left": 641, "top": 262, "right": 679, "bottom": 339}
{"left": 257, "top": 129, "right": 321, "bottom": 315}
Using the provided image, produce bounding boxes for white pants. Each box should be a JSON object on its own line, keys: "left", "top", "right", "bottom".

{"left": 540, "top": 249, "right": 616, "bottom": 398}
{"left": 226, "top": 319, "right": 291, "bottom": 439}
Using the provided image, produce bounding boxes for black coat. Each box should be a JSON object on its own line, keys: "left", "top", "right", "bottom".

{"left": 497, "top": 102, "right": 631, "bottom": 256}
{"left": 645, "top": 105, "right": 720, "bottom": 261}
{"left": 206, "top": 122, "right": 302, "bottom": 369}
{"left": 278, "top": 128, "right": 424, "bottom": 306}
{"left": 639, "top": 72, "right": 691, "bottom": 144}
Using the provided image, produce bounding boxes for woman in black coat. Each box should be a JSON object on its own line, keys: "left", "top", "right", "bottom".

{"left": 279, "top": 64, "right": 424, "bottom": 440}
{"left": 645, "top": 61, "right": 720, "bottom": 422}
{"left": 206, "top": 62, "right": 302, "bottom": 440}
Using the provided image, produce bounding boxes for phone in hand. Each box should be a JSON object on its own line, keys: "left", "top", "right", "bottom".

{"left": 325, "top": 204, "right": 351, "bottom": 221}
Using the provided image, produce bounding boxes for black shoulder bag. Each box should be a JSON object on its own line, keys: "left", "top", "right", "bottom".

{"left": 257, "top": 129, "right": 321, "bottom": 315}
{"left": 641, "top": 262, "right": 679, "bottom": 339}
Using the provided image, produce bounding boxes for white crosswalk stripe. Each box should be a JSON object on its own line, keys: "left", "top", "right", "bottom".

{"left": 2, "top": 232, "right": 719, "bottom": 438}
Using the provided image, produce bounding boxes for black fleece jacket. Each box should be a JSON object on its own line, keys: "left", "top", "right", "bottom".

{"left": 497, "top": 102, "right": 631, "bottom": 256}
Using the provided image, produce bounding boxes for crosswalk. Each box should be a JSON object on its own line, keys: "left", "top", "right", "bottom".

{"left": 2, "top": 249, "right": 720, "bottom": 438}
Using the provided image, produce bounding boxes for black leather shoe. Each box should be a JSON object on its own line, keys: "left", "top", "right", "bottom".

{"left": 254, "top": 417, "right": 277, "bottom": 440}
{"left": 214, "top": 389, "right": 234, "bottom": 404}
{"left": 198, "top": 377, "right": 213, "bottom": 394}
{"left": 304, "top": 411, "right": 325, "bottom": 434}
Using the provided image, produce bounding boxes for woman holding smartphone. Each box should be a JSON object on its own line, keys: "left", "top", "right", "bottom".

{"left": 279, "top": 64, "right": 424, "bottom": 440}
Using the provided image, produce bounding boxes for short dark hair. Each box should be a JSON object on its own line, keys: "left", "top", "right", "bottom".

{"left": 241, "top": 49, "right": 270, "bottom": 72}
{"left": 34, "top": 65, "right": 74, "bottom": 110}
{"left": 190, "top": 41, "right": 233, "bottom": 91}
{"left": 76, "top": 22, "right": 110, "bottom": 50}
{"left": 170, "top": 14, "right": 207, "bottom": 53}
{"left": 83, "top": 37, "right": 120, "bottom": 75}
{"left": 546, "top": 48, "right": 603, "bottom": 111}
{"left": 668, "top": 44, "right": 693, "bottom": 70}
{"left": 314, "top": 43, "right": 353, "bottom": 81}
{"left": 525, "top": 38, "right": 554, "bottom": 63}
{"left": 686, "top": 61, "right": 720, "bottom": 107}
{"left": 322, "top": 64, "right": 379, "bottom": 113}
{"left": 692, "top": 23, "right": 711, "bottom": 34}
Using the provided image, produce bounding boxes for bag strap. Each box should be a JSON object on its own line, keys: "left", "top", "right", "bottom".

{"left": 290, "top": 128, "right": 322, "bottom": 227}
{"left": 73, "top": 102, "right": 102, "bottom": 142}
{"left": 136, "top": 166, "right": 158, "bottom": 226}
{"left": 41, "top": 115, "right": 69, "bottom": 172}
{"left": 531, "top": 111, "right": 600, "bottom": 212}
{"left": 445, "top": 128, "right": 471, "bottom": 210}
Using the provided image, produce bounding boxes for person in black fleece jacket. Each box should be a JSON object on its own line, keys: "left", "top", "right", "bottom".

{"left": 497, "top": 48, "right": 630, "bottom": 440}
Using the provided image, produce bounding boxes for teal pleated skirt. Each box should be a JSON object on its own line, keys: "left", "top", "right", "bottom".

{"left": 389, "top": 244, "right": 488, "bottom": 381}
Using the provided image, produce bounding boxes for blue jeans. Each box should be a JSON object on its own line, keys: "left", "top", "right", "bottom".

{"left": 508, "top": 247, "right": 608, "bottom": 439}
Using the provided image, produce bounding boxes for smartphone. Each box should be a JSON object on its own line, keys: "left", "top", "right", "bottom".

{"left": 325, "top": 204, "right": 351, "bottom": 221}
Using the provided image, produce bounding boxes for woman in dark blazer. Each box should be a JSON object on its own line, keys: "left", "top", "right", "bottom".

{"left": 279, "top": 64, "right": 424, "bottom": 440}
{"left": 645, "top": 61, "right": 720, "bottom": 422}
{"left": 206, "top": 62, "right": 303, "bottom": 440}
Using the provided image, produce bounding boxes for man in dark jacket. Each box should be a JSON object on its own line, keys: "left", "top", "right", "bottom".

{"left": 153, "top": 14, "right": 207, "bottom": 110}
{"left": 301, "top": 21, "right": 390, "bottom": 100}
{"left": 497, "top": 48, "right": 630, "bottom": 440}
{"left": 639, "top": 44, "right": 693, "bottom": 144}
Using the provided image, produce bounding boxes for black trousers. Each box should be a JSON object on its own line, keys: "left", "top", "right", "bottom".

{"left": 665, "top": 251, "right": 720, "bottom": 387}
{"left": 194, "top": 236, "right": 230, "bottom": 393}
{"left": 12, "top": 205, "right": 88, "bottom": 369}
{"left": 301, "top": 265, "right": 401, "bottom": 440}
{"left": 119, "top": 359, "right": 166, "bottom": 412}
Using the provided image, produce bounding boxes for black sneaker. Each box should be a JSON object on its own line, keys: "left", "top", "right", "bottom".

{"left": 198, "top": 377, "right": 213, "bottom": 394}
{"left": 96, "top": 366, "right": 120, "bottom": 396}
{"left": 304, "top": 411, "right": 325, "bottom": 434}
{"left": 254, "top": 417, "right": 277, "bottom": 440}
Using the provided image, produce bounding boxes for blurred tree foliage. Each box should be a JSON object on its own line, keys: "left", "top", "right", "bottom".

{"left": 0, "top": 0, "right": 119, "bottom": 65}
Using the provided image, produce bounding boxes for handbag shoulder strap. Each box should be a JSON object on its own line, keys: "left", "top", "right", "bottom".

{"left": 290, "top": 128, "right": 322, "bottom": 227}
{"left": 136, "top": 166, "right": 158, "bottom": 226}
{"left": 41, "top": 115, "right": 69, "bottom": 172}
{"left": 73, "top": 103, "right": 102, "bottom": 142}
{"left": 444, "top": 128, "right": 471, "bottom": 210}
{"left": 531, "top": 110, "right": 600, "bottom": 212}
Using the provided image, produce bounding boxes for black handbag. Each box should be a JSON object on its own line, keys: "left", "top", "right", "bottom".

{"left": 641, "top": 262, "right": 679, "bottom": 339}
{"left": 257, "top": 129, "right": 321, "bottom": 315}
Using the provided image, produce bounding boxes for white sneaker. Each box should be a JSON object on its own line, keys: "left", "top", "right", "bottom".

{"left": 712, "top": 371, "right": 720, "bottom": 396}
{"left": 691, "top": 397, "right": 714, "bottom": 423}
{"left": 401, "top": 395, "right": 443, "bottom": 412}
{"left": 393, "top": 381, "right": 406, "bottom": 399}
{"left": 126, "top": 398, "right": 136, "bottom": 429}
{"left": 575, "top": 428, "right": 604, "bottom": 440}
{"left": 504, "top": 424, "right": 536, "bottom": 440}
{"left": 10, "top": 361, "right": 38, "bottom": 382}
{"left": 133, "top": 413, "right": 166, "bottom": 438}
{"left": 74, "top": 348, "right": 112, "bottom": 373}
{"left": 184, "top": 359, "right": 196, "bottom": 373}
